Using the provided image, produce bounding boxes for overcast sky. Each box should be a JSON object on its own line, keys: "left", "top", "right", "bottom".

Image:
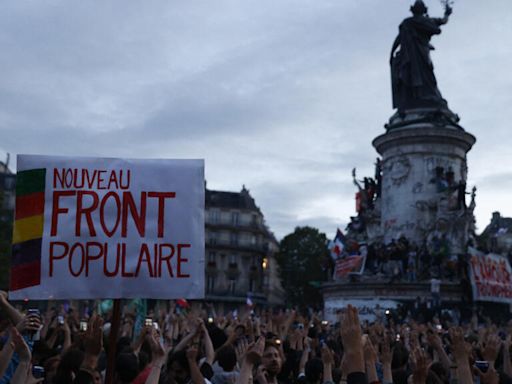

{"left": 1, "top": 0, "right": 511, "bottom": 240}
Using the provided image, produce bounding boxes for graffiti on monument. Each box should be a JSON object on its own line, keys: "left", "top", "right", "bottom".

{"left": 412, "top": 182, "right": 423, "bottom": 194}
{"left": 384, "top": 218, "right": 397, "bottom": 230}
{"left": 414, "top": 200, "right": 434, "bottom": 212}
{"left": 385, "top": 219, "right": 416, "bottom": 235}
{"left": 394, "top": 220, "right": 416, "bottom": 232}
{"left": 425, "top": 156, "right": 455, "bottom": 174}
{"left": 385, "top": 155, "right": 411, "bottom": 186}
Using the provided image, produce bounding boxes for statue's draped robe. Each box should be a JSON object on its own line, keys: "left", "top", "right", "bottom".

{"left": 391, "top": 15, "right": 448, "bottom": 111}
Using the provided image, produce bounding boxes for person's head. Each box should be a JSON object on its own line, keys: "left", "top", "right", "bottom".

{"left": 261, "top": 342, "right": 282, "bottom": 378}
{"left": 167, "top": 350, "right": 191, "bottom": 384}
{"left": 410, "top": 0, "right": 427, "bottom": 16}
{"left": 392, "top": 342, "right": 409, "bottom": 370}
{"left": 305, "top": 358, "right": 324, "bottom": 384}
{"left": 208, "top": 324, "right": 228, "bottom": 350}
{"left": 234, "top": 324, "right": 246, "bottom": 338}
{"left": 53, "top": 348, "right": 85, "bottom": 384}
{"left": 43, "top": 355, "right": 61, "bottom": 384}
{"left": 115, "top": 352, "right": 139, "bottom": 383}
{"left": 216, "top": 345, "right": 237, "bottom": 372}
{"left": 116, "top": 336, "right": 132, "bottom": 354}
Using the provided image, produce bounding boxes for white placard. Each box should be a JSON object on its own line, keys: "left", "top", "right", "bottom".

{"left": 10, "top": 155, "right": 205, "bottom": 300}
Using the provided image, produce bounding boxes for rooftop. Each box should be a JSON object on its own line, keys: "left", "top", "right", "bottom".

{"left": 206, "top": 185, "right": 260, "bottom": 212}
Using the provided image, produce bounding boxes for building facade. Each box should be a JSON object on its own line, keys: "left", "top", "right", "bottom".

{"left": 480, "top": 212, "right": 512, "bottom": 255}
{"left": 205, "top": 186, "right": 285, "bottom": 306}
{"left": 0, "top": 157, "right": 15, "bottom": 289}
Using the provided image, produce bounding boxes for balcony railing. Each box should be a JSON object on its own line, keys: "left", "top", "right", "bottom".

{"left": 206, "top": 239, "right": 270, "bottom": 253}
{"left": 205, "top": 218, "right": 265, "bottom": 230}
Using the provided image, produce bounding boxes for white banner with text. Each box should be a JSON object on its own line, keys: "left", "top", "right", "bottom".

{"left": 10, "top": 155, "right": 205, "bottom": 300}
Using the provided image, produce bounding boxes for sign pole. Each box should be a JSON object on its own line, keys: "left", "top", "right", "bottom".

{"left": 105, "top": 298, "right": 122, "bottom": 384}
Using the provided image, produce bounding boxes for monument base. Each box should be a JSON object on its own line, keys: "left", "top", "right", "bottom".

{"left": 386, "top": 107, "right": 462, "bottom": 131}
{"left": 372, "top": 122, "right": 476, "bottom": 255}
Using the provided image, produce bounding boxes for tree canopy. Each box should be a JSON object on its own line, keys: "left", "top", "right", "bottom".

{"left": 276, "top": 226, "right": 330, "bottom": 308}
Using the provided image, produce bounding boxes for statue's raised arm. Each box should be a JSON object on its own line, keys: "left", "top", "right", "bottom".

{"left": 434, "top": 2, "right": 453, "bottom": 25}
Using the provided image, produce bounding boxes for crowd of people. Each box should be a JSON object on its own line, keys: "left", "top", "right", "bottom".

{"left": 2, "top": 289, "right": 512, "bottom": 384}
{"left": 333, "top": 234, "right": 464, "bottom": 283}
{"left": 362, "top": 235, "right": 463, "bottom": 282}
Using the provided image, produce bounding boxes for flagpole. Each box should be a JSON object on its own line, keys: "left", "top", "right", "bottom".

{"left": 105, "top": 298, "right": 122, "bottom": 384}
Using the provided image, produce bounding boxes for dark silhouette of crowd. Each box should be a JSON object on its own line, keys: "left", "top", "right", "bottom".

{"left": 2, "top": 290, "right": 512, "bottom": 384}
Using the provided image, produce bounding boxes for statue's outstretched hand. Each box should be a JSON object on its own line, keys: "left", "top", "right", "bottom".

{"left": 445, "top": 6, "right": 453, "bottom": 17}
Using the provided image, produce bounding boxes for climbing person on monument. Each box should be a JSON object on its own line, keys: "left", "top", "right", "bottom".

{"left": 390, "top": 0, "right": 452, "bottom": 113}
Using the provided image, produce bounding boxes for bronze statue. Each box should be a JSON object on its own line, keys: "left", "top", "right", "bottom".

{"left": 390, "top": 0, "right": 453, "bottom": 114}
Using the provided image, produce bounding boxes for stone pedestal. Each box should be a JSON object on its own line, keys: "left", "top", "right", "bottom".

{"left": 372, "top": 123, "right": 476, "bottom": 254}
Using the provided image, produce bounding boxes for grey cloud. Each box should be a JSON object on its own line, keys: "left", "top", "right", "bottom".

{"left": 0, "top": 0, "right": 510, "bottom": 240}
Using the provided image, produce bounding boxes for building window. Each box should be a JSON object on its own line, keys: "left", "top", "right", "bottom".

{"left": 251, "top": 235, "right": 257, "bottom": 245}
{"left": 208, "top": 252, "right": 216, "bottom": 262}
{"left": 229, "top": 254, "right": 237, "bottom": 265}
{"left": 249, "top": 277, "right": 255, "bottom": 292}
{"left": 209, "top": 232, "right": 218, "bottom": 245}
{"left": 230, "top": 232, "right": 238, "bottom": 246}
{"left": 229, "top": 279, "right": 236, "bottom": 294}
{"left": 210, "top": 209, "right": 220, "bottom": 224}
{"left": 207, "top": 276, "right": 215, "bottom": 293}
{"left": 232, "top": 212, "right": 240, "bottom": 225}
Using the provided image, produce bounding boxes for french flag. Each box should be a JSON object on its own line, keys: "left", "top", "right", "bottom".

{"left": 328, "top": 229, "right": 346, "bottom": 260}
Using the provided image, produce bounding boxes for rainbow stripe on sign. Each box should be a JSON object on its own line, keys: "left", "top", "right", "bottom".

{"left": 10, "top": 168, "right": 46, "bottom": 291}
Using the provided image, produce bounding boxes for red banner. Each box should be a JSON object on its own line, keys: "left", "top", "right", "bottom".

{"left": 468, "top": 247, "right": 512, "bottom": 303}
{"left": 335, "top": 255, "right": 365, "bottom": 278}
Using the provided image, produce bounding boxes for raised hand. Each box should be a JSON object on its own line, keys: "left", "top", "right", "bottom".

{"left": 449, "top": 327, "right": 470, "bottom": 362}
{"left": 235, "top": 337, "right": 250, "bottom": 364}
{"left": 84, "top": 315, "right": 103, "bottom": 357}
{"left": 474, "top": 365, "right": 499, "bottom": 384}
{"left": 482, "top": 334, "right": 501, "bottom": 367}
{"left": 363, "top": 336, "right": 377, "bottom": 365}
{"left": 321, "top": 343, "right": 334, "bottom": 366}
{"left": 426, "top": 329, "right": 442, "bottom": 350}
{"left": 449, "top": 326, "right": 474, "bottom": 384}
{"left": 410, "top": 347, "right": 429, "bottom": 384}
{"left": 246, "top": 336, "right": 265, "bottom": 365}
{"left": 0, "top": 290, "right": 7, "bottom": 304}
{"left": 148, "top": 327, "right": 166, "bottom": 361}
{"left": 380, "top": 337, "right": 393, "bottom": 365}
{"left": 186, "top": 344, "right": 199, "bottom": 362}
{"left": 16, "top": 313, "right": 41, "bottom": 335}
{"left": 12, "top": 328, "right": 31, "bottom": 363}
{"left": 255, "top": 364, "right": 269, "bottom": 384}
{"left": 340, "top": 305, "right": 364, "bottom": 374}
{"left": 10, "top": 329, "right": 44, "bottom": 384}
